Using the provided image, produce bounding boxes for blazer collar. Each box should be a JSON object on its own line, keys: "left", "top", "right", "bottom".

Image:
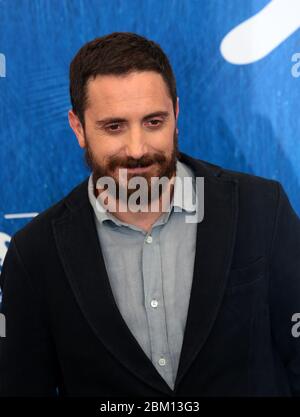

{"left": 52, "top": 152, "right": 239, "bottom": 396}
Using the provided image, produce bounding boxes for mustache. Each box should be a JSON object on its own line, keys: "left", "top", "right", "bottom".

{"left": 108, "top": 153, "right": 166, "bottom": 170}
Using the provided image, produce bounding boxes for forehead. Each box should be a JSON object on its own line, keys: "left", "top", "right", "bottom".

{"left": 85, "top": 71, "right": 172, "bottom": 116}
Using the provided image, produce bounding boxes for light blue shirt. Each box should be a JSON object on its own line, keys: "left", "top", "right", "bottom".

{"left": 88, "top": 159, "right": 197, "bottom": 390}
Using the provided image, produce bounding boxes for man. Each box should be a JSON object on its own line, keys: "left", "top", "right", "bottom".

{"left": 0, "top": 32, "right": 300, "bottom": 397}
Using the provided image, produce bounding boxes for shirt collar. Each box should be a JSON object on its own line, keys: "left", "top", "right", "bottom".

{"left": 173, "top": 158, "right": 196, "bottom": 213}
{"left": 88, "top": 158, "right": 196, "bottom": 227}
{"left": 88, "top": 174, "right": 122, "bottom": 226}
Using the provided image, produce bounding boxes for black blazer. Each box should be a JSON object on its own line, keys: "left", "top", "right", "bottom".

{"left": 0, "top": 152, "right": 300, "bottom": 397}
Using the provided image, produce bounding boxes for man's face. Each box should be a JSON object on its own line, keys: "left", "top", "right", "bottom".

{"left": 70, "top": 71, "right": 179, "bottom": 201}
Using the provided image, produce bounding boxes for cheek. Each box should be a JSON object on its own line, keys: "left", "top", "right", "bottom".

{"left": 148, "top": 130, "right": 174, "bottom": 151}
{"left": 87, "top": 134, "right": 122, "bottom": 160}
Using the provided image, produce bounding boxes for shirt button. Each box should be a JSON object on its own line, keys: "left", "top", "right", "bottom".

{"left": 158, "top": 358, "right": 166, "bottom": 366}
{"left": 145, "top": 235, "right": 153, "bottom": 244}
{"left": 150, "top": 299, "right": 158, "bottom": 308}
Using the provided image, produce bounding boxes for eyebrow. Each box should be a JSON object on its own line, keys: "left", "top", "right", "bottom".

{"left": 95, "top": 111, "right": 170, "bottom": 127}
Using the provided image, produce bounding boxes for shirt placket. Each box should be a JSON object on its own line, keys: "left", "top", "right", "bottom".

{"left": 142, "top": 227, "right": 174, "bottom": 389}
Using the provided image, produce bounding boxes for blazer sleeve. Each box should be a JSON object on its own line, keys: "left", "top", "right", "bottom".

{"left": 269, "top": 182, "right": 300, "bottom": 396}
{"left": 0, "top": 236, "right": 59, "bottom": 396}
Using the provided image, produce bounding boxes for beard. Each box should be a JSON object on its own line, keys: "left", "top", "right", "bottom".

{"left": 84, "top": 128, "right": 180, "bottom": 206}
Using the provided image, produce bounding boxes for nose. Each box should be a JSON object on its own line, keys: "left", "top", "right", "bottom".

{"left": 125, "top": 126, "right": 147, "bottom": 160}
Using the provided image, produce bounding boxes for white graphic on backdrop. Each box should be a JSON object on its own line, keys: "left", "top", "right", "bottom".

{"left": 0, "top": 233, "right": 11, "bottom": 303}
{"left": 0, "top": 232, "right": 11, "bottom": 270}
{"left": 4, "top": 212, "right": 39, "bottom": 220}
{"left": 220, "top": 0, "right": 300, "bottom": 65}
{"left": 0, "top": 53, "right": 5, "bottom": 77}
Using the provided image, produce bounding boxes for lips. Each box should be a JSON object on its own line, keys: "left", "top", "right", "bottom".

{"left": 119, "top": 160, "right": 154, "bottom": 174}
{"left": 126, "top": 164, "right": 153, "bottom": 173}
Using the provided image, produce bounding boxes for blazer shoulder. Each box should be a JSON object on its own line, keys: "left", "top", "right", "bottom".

{"left": 180, "top": 151, "right": 279, "bottom": 191}
{"left": 180, "top": 152, "right": 282, "bottom": 212}
{"left": 216, "top": 163, "right": 280, "bottom": 208}
{"left": 219, "top": 165, "right": 277, "bottom": 186}
{"left": 182, "top": 152, "right": 281, "bottom": 213}
{"left": 12, "top": 177, "right": 89, "bottom": 249}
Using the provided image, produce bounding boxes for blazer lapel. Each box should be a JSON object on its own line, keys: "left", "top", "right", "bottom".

{"left": 174, "top": 153, "right": 239, "bottom": 390}
{"left": 52, "top": 180, "right": 174, "bottom": 396}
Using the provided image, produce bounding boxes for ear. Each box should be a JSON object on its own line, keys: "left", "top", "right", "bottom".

{"left": 175, "top": 97, "right": 179, "bottom": 121}
{"left": 175, "top": 97, "right": 179, "bottom": 133}
{"left": 68, "top": 109, "right": 86, "bottom": 148}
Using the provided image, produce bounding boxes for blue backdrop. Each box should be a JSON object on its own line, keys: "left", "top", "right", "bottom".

{"left": 0, "top": 0, "right": 300, "bottom": 275}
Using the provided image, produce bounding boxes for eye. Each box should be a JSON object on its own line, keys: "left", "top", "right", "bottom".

{"left": 146, "top": 119, "right": 163, "bottom": 127}
{"left": 106, "top": 123, "right": 122, "bottom": 132}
